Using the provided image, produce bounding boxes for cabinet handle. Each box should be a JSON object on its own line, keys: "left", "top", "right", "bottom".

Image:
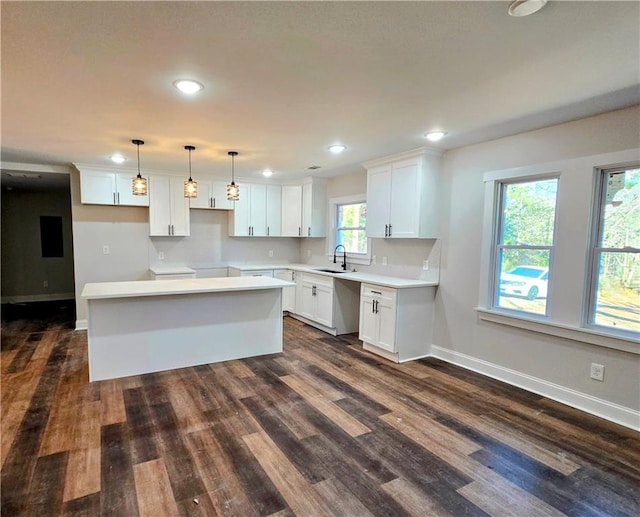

{"left": 267, "top": 226, "right": 270, "bottom": 236}
{"left": 292, "top": 271, "right": 295, "bottom": 281}
{"left": 312, "top": 286, "right": 316, "bottom": 296}
{"left": 211, "top": 197, "right": 215, "bottom": 208}
{"left": 113, "top": 193, "right": 116, "bottom": 205}
{"left": 168, "top": 224, "right": 171, "bottom": 235}
{"left": 372, "top": 299, "right": 376, "bottom": 313}
{"left": 298, "top": 227, "right": 301, "bottom": 236}
{"left": 371, "top": 290, "right": 382, "bottom": 295}
{"left": 388, "top": 224, "right": 392, "bottom": 237}
{"left": 384, "top": 224, "right": 388, "bottom": 237}
{"left": 375, "top": 299, "right": 379, "bottom": 314}
{"left": 308, "top": 227, "right": 311, "bottom": 237}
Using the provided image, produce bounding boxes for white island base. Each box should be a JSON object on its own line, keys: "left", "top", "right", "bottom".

{"left": 82, "top": 277, "right": 291, "bottom": 382}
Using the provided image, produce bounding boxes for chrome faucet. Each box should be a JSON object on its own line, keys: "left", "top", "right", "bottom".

{"left": 333, "top": 245, "right": 347, "bottom": 270}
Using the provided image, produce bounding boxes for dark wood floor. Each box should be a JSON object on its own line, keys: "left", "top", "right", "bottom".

{"left": 2, "top": 309, "right": 639, "bottom": 517}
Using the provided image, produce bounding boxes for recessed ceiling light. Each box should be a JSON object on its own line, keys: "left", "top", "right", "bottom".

{"left": 328, "top": 144, "right": 347, "bottom": 154}
{"left": 262, "top": 169, "right": 273, "bottom": 178}
{"left": 110, "top": 154, "right": 126, "bottom": 164}
{"left": 424, "top": 130, "right": 448, "bottom": 142}
{"left": 173, "top": 79, "right": 204, "bottom": 94}
{"left": 508, "top": 0, "right": 547, "bottom": 17}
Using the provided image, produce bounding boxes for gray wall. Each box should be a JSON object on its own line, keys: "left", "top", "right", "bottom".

{"left": 436, "top": 105, "right": 640, "bottom": 412}
{"left": 1, "top": 186, "right": 75, "bottom": 302}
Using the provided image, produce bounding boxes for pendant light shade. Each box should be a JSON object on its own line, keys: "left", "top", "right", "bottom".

{"left": 131, "top": 139, "right": 148, "bottom": 196}
{"left": 183, "top": 145, "right": 198, "bottom": 198}
{"left": 227, "top": 151, "right": 239, "bottom": 201}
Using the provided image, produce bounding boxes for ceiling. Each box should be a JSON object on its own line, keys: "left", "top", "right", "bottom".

{"left": 2, "top": 1, "right": 639, "bottom": 182}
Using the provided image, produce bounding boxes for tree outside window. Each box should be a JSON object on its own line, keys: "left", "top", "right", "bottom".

{"left": 336, "top": 202, "right": 367, "bottom": 254}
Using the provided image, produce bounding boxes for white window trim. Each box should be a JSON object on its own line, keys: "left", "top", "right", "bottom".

{"left": 326, "top": 194, "right": 372, "bottom": 266}
{"left": 478, "top": 148, "right": 640, "bottom": 353}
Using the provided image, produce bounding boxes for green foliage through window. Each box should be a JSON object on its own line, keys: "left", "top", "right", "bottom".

{"left": 337, "top": 203, "right": 367, "bottom": 254}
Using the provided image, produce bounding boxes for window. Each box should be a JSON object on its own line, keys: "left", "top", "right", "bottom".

{"left": 336, "top": 202, "right": 367, "bottom": 254}
{"left": 493, "top": 176, "right": 558, "bottom": 315}
{"left": 588, "top": 166, "right": 640, "bottom": 334}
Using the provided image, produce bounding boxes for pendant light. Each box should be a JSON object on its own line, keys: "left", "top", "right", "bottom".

{"left": 183, "top": 145, "right": 197, "bottom": 198}
{"left": 131, "top": 139, "right": 148, "bottom": 196}
{"left": 226, "top": 151, "right": 239, "bottom": 201}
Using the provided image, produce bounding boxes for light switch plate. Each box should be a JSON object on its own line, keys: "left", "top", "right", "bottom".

{"left": 590, "top": 363, "right": 605, "bottom": 381}
{"left": 102, "top": 245, "right": 110, "bottom": 255}
{"left": 382, "top": 256, "right": 388, "bottom": 266}
{"left": 158, "top": 252, "right": 165, "bottom": 260}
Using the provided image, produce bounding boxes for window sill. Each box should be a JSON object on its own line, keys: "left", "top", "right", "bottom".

{"left": 325, "top": 254, "right": 371, "bottom": 266}
{"left": 475, "top": 307, "right": 639, "bottom": 355}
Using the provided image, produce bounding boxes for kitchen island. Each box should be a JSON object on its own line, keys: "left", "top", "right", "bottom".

{"left": 81, "top": 276, "right": 293, "bottom": 381}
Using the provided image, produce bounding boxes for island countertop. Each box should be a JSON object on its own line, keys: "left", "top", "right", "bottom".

{"left": 82, "top": 276, "right": 294, "bottom": 300}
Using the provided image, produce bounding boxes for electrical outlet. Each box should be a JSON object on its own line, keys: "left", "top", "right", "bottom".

{"left": 158, "top": 252, "right": 165, "bottom": 260}
{"left": 102, "top": 245, "right": 110, "bottom": 255}
{"left": 268, "top": 250, "right": 274, "bottom": 258}
{"left": 590, "top": 363, "right": 605, "bottom": 381}
{"left": 382, "top": 256, "right": 388, "bottom": 266}
{"left": 423, "top": 260, "right": 429, "bottom": 270}
{"left": 43, "top": 280, "right": 49, "bottom": 288}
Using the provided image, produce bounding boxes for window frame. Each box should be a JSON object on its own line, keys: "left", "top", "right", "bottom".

{"left": 326, "top": 194, "right": 372, "bottom": 266}
{"left": 490, "top": 173, "right": 560, "bottom": 317}
{"left": 584, "top": 164, "right": 640, "bottom": 339}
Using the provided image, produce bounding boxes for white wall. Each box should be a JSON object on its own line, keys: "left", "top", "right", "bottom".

{"left": 435, "top": 106, "right": 640, "bottom": 420}
{"left": 1, "top": 187, "right": 75, "bottom": 302}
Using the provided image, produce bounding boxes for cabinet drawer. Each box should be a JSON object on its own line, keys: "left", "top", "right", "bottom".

{"left": 240, "top": 270, "right": 274, "bottom": 277}
{"left": 361, "top": 283, "right": 396, "bottom": 302}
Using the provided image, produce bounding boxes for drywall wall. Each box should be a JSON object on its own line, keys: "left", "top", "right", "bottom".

{"left": 1, "top": 186, "right": 75, "bottom": 302}
{"left": 436, "top": 105, "right": 640, "bottom": 420}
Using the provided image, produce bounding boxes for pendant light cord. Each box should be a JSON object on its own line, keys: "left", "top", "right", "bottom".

{"left": 188, "top": 147, "right": 192, "bottom": 181}
{"left": 137, "top": 143, "right": 141, "bottom": 177}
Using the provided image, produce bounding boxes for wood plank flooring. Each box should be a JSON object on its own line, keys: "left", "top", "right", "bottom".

{"left": 2, "top": 311, "right": 639, "bottom": 516}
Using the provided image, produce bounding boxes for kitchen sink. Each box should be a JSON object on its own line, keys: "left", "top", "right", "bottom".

{"left": 313, "top": 268, "right": 348, "bottom": 274}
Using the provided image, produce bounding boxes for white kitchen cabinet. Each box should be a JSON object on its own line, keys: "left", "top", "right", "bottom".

{"left": 274, "top": 269, "right": 296, "bottom": 312}
{"left": 281, "top": 185, "right": 303, "bottom": 237}
{"left": 364, "top": 148, "right": 441, "bottom": 239}
{"left": 79, "top": 168, "right": 149, "bottom": 207}
{"left": 359, "top": 283, "right": 435, "bottom": 362}
{"left": 291, "top": 271, "right": 360, "bottom": 335}
{"left": 229, "top": 183, "right": 281, "bottom": 236}
{"left": 189, "top": 180, "right": 234, "bottom": 210}
{"left": 149, "top": 175, "right": 190, "bottom": 236}
{"left": 302, "top": 178, "right": 327, "bottom": 237}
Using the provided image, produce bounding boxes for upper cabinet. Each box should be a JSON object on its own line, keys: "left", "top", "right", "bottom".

{"left": 189, "top": 180, "right": 234, "bottom": 210}
{"left": 363, "top": 148, "right": 441, "bottom": 239}
{"left": 228, "top": 183, "right": 282, "bottom": 237}
{"left": 78, "top": 167, "right": 149, "bottom": 207}
{"left": 281, "top": 185, "right": 303, "bottom": 237}
{"left": 302, "top": 177, "right": 327, "bottom": 237}
{"left": 148, "top": 175, "right": 190, "bottom": 236}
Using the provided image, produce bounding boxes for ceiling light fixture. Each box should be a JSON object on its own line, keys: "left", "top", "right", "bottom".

{"left": 262, "top": 169, "right": 273, "bottom": 178}
{"left": 508, "top": 0, "right": 548, "bottom": 17}
{"left": 328, "top": 144, "right": 347, "bottom": 154}
{"left": 111, "top": 154, "right": 126, "bottom": 164}
{"left": 424, "top": 130, "right": 448, "bottom": 142}
{"left": 227, "top": 151, "right": 239, "bottom": 201}
{"left": 131, "top": 139, "right": 147, "bottom": 196}
{"left": 173, "top": 79, "right": 204, "bottom": 94}
{"left": 183, "top": 145, "right": 198, "bottom": 198}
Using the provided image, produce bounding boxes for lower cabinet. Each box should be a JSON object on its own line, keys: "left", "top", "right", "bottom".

{"left": 299, "top": 273, "right": 334, "bottom": 328}
{"left": 359, "top": 283, "right": 435, "bottom": 363}
{"left": 274, "top": 269, "right": 296, "bottom": 312}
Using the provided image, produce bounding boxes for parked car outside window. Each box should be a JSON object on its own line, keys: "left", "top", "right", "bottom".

{"left": 500, "top": 266, "right": 548, "bottom": 300}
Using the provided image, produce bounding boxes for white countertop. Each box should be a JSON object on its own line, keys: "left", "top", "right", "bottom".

{"left": 82, "top": 276, "right": 294, "bottom": 300}
{"left": 228, "top": 263, "right": 438, "bottom": 289}
{"left": 149, "top": 266, "right": 196, "bottom": 275}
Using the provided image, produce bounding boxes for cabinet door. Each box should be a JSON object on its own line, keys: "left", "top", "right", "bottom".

{"left": 116, "top": 173, "right": 149, "bottom": 207}
{"left": 266, "top": 185, "right": 282, "bottom": 237}
{"left": 366, "top": 165, "right": 391, "bottom": 238}
{"left": 274, "top": 270, "right": 295, "bottom": 312}
{"left": 211, "top": 181, "right": 234, "bottom": 209}
{"left": 189, "top": 181, "right": 213, "bottom": 209}
{"left": 299, "top": 282, "right": 316, "bottom": 320}
{"left": 301, "top": 180, "right": 326, "bottom": 237}
{"left": 281, "top": 185, "right": 302, "bottom": 236}
{"left": 314, "top": 283, "right": 334, "bottom": 327}
{"left": 170, "top": 177, "right": 190, "bottom": 236}
{"left": 376, "top": 296, "right": 397, "bottom": 352}
{"left": 359, "top": 295, "right": 378, "bottom": 344}
{"left": 80, "top": 171, "right": 116, "bottom": 205}
{"left": 149, "top": 175, "right": 172, "bottom": 236}
{"left": 389, "top": 158, "right": 420, "bottom": 238}
{"left": 249, "top": 184, "right": 267, "bottom": 236}
{"left": 229, "top": 184, "right": 251, "bottom": 236}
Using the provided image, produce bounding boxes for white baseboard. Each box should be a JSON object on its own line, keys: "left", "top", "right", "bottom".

{"left": 75, "top": 319, "right": 88, "bottom": 331}
{"left": 1, "top": 293, "right": 75, "bottom": 304}
{"left": 429, "top": 345, "right": 640, "bottom": 432}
